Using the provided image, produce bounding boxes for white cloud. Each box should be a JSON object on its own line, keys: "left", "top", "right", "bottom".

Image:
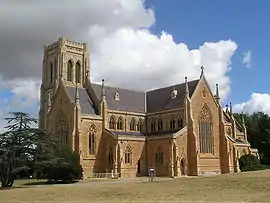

{"left": 91, "top": 29, "right": 237, "bottom": 100}
{"left": 233, "top": 93, "right": 270, "bottom": 115}
{"left": 242, "top": 50, "right": 252, "bottom": 68}
{"left": 0, "top": 0, "right": 239, "bottom": 131}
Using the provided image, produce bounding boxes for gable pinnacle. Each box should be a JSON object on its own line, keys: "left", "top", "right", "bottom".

{"left": 185, "top": 76, "right": 190, "bottom": 96}
{"left": 75, "top": 86, "right": 80, "bottom": 106}
{"left": 101, "top": 79, "right": 106, "bottom": 98}
{"left": 200, "top": 65, "right": 204, "bottom": 78}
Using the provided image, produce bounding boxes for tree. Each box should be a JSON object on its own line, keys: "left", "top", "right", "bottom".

{"left": 0, "top": 112, "right": 56, "bottom": 168}
{"left": 0, "top": 112, "right": 57, "bottom": 187}
{"left": 35, "top": 146, "right": 83, "bottom": 183}
{"left": 234, "top": 112, "right": 270, "bottom": 165}
{"left": 0, "top": 151, "right": 29, "bottom": 188}
{"left": 239, "top": 154, "right": 263, "bottom": 172}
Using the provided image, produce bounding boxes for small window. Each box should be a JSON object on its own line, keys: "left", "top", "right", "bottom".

{"left": 158, "top": 119, "right": 163, "bottom": 130}
{"left": 151, "top": 121, "right": 156, "bottom": 132}
{"left": 170, "top": 119, "right": 176, "bottom": 129}
{"left": 130, "top": 118, "right": 136, "bottom": 131}
{"left": 124, "top": 146, "right": 132, "bottom": 164}
{"left": 117, "top": 117, "right": 123, "bottom": 130}
{"left": 137, "top": 119, "right": 142, "bottom": 131}
{"left": 109, "top": 116, "right": 115, "bottom": 129}
{"left": 171, "top": 88, "right": 177, "bottom": 99}
{"left": 114, "top": 92, "right": 120, "bottom": 101}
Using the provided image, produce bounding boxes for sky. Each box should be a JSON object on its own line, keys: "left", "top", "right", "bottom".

{"left": 0, "top": 0, "right": 270, "bottom": 131}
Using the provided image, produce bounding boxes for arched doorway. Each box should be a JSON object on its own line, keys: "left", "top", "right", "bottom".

{"left": 180, "top": 158, "right": 186, "bottom": 176}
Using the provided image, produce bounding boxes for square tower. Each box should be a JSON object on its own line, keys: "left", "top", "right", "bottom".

{"left": 39, "top": 37, "right": 90, "bottom": 130}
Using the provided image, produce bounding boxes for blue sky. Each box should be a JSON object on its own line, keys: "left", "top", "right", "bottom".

{"left": 147, "top": 0, "right": 270, "bottom": 104}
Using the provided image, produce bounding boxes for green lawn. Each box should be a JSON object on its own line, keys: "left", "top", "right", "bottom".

{"left": 1, "top": 170, "right": 270, "bottom": 202}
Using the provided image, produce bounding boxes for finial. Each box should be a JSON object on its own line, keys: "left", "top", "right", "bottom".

{"left": 215, "top": 84, "right": 220, "bottom": 103}
{"left": 185, "top": 76, "right": 190, "bottom": 96}
{"left": 225, "top": 104, "right": 229, "bottom": 113}
{"left": 200, "top": 66, "right": 204, "bottom": 78}
{"left": 229, "top": 102, "right": 232, "bottom": 114}
{"left": 101, "top": 79, "right": 106, "bottom": 99}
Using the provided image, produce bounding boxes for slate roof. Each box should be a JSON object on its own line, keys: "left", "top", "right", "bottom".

{"left": 91, "top": 83, "right": 146, "bottom": 113}
{"left": 146, "top": 80, "right": 199, "bottom": 113}
{"left": 65, "top": 86, "right": 98, "bottom": 115}
{"left": 64, "top": 79, "right": 199, "bottom": 115}
{"left": 110, "top": 130, "right": 145, "bottom": 137}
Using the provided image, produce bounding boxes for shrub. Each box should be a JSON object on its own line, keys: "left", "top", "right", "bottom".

{"left": 35, "top": 148, "right": 83, "bottom": 183}
{"left": 239, "top": 154, "right": 263, "bottom": 172}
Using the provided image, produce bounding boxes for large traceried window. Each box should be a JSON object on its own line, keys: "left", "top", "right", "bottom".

{"left": 117, "top": 117, "right": 123, "bottom": 130}
{"left": 89, "top": 125, "right": 95, "bottom": 155}
{"left": 129, "top": 117, "right": 136, "bottom": 131}
{"left": 124, "top": 145, "right": 132, "bottom": 164}
{"left": 199, "top": 104, "right": 213, "bottom": 154}
{"left": 67, "top": 60, "right": 73, "bottom": 82}
{"left": 75, "top": 61, "right": 81, "bottom": 84}
{"left": 56, "top": 113, "right": 69, "bottom": 147}
{"left": 109, "top": 116, "right": 115, "bottom": 129}
{"left": 155, "top": 146, "right": 163, "bottom": 164}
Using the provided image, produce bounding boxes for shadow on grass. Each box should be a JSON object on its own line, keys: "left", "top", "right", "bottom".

{"left": 23, "top": 180, "right": 78, "bottom": 186}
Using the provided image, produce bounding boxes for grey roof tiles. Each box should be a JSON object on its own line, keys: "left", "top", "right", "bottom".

{"left": 64, "top": 79, "right": 199, "bottom": 115}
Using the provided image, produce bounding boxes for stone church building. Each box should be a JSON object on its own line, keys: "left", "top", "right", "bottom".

{"left": 39, "top": 38, "right": 256, "bottom": 178}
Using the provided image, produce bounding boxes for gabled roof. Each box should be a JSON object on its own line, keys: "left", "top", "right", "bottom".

{"left": 63, "top": 79, "right": 199, "bottom": 115}
{"left": 91, "top": 83, "right": 146, "bottom": 113}
{"left": 65, "top": 86, "right": 98, "bottom": 115}
{"left": 146, "top": 80, "right": 199, "bottom": 113}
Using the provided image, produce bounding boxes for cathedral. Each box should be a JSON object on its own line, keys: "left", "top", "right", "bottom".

{"left": 39, "top": 38, "right": 257, "bottom": 178}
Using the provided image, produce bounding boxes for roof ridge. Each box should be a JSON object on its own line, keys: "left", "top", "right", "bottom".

{"left": 91, "top": 78, "right": 199, "bottom": 94}
{"left": 146, "top": 79, "right": 199, "bottom": 93}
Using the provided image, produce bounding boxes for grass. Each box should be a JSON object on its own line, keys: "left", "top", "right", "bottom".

{"left": 1, "top": 170, "right": 270, "bottom": 202}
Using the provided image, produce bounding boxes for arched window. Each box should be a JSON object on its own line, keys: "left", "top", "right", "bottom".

{"left": 124, "top": 145, "right": 132, "bottom": 164}
{"left": 130, "top": 117, "right": 136, "bottom": 131}
{"left": 117, "top": 117, "right": 123, "bottom": 130}
{"left": 155, "top": 146, "right": 163, "bottom": 164}
{"left": 50, "top": 62, "right": 53, "bottom": 83}
{"left": 109, "top": 116, "right": 115, "bottom": 129}
{"left": 158, "top": 119, "right": 163, "bottom": 130}
{"left": 56, "top": 113, "right": 69, "bottom": 147}
{"left": 170, "top": 119, "right": 175, "bottom": 129}
{"left": 89, "top": 125, "right": 95, "bottom": 155}
{"left": 75, "top": 61, "right": 81, "bottom": 84}
{"left": 137, "top": 118, "right": 142, "bottom": 131}
{"left": 67, "top": 60, "right": 73, "bottom": 81}
{"left": 199, "top": 104, "right": 213, "bottom": 154}
{"left": 151, "top": 121, "right": 156, "bottom": 132}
